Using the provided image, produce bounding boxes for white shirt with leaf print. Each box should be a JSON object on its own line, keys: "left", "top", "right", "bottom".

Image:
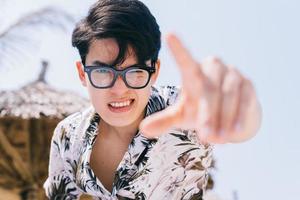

{"left": 43, "top": 85, "right": 213, "bottom": 200}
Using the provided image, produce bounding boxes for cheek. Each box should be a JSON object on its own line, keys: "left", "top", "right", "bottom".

{"left": 87, "top": 86, "right": 108, "bottom": 113}
{"left": 135, "top": 87, "right": 151, "bottom": 111}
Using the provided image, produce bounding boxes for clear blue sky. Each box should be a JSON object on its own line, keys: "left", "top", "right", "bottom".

{"left": 1, "top": 0, "right": 299, "bottom": 199}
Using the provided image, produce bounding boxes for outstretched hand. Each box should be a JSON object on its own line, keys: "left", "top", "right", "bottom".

{"left": 139, "top": 34, "right": 261, "bottom": 144}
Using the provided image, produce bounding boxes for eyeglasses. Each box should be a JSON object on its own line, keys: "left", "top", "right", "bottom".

{"left": 83, "top": 63, "right": 156, "bottom": 89}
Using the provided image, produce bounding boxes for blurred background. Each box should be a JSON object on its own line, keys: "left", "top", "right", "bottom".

{"left": 0, "top": 0, "right": 299, "bottom": 199}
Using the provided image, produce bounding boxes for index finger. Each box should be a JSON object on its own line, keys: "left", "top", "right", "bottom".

{"left": 166, "top": 33, "right": 204, "bottom": 98}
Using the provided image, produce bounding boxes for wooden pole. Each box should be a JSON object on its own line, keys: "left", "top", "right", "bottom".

{"left": 0, "top": 126, "right": 34, "bottom": 184}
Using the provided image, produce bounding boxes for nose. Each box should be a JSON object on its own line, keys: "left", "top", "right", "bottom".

{"left": 109, "top": 75, "right": 129, "bottom": 95}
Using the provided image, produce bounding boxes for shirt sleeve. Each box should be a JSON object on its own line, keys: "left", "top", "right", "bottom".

{"left": 155, "top": 85, "right": 214, "bottom": 197}
{"left": 43, "top": 121, "right": 82, "bottom": 200}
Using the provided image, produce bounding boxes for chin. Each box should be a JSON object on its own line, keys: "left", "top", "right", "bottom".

{"left": 105, "top": 117, "right": 138, "bottom": 128}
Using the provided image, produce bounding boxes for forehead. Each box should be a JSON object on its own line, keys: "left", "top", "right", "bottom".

{"left": 86, "top": 38, "right": 137, "bottom": 66}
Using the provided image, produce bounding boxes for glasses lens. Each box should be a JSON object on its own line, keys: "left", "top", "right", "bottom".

{"left": 125, "top": 68, "right": 149, "bottom": 88}
{"left": 91, "top": 67, "right": 114, "bottom": 87}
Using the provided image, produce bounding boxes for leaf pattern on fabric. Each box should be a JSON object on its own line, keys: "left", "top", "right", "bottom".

{"left": 43, "top": 86, "right": 213, "bottom": 200}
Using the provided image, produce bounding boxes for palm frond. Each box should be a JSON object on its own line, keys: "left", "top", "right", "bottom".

{"left": 0, "top": 6, "right": 75, "bottom": 67}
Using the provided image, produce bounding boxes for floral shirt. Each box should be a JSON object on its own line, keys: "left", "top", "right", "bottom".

{"left": 43, "top": 86, "right": 213, "bottom": 200}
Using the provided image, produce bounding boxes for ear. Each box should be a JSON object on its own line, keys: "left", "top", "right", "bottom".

{"left": 150, "top": 59, "right": 161, "bottom": 85}
{"left": 76, "top": 61, "right": 87, "bottom": 87}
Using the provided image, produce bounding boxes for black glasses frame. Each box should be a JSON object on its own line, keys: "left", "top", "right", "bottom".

{"left": 83, "top": 63, "right": 156, "bottom": 89}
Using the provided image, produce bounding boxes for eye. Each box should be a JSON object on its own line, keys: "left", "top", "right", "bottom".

{"left": 128, "top": 69, "right": 145, "bottom": 74}
{"left": 126, "top": 69, "right": 149, "bottom": 80}
{"left": 94, "top": 68, "right": 112, "bottom": 74}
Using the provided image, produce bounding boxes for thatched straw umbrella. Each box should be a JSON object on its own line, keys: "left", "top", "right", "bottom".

{"left": 0, "top": 61, "right": 90, "bottom": 200}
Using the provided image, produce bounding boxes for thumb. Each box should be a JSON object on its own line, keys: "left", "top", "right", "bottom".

{"left": 139, "top": 106, "right": 181, "bottom": 138}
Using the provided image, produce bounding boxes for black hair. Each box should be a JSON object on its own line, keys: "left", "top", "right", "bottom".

{"left": 71, "top": 0, "right": 161, "bottom": 66}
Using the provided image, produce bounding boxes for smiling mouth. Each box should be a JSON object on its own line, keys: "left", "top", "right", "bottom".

{"left": 108, "top": 99, "right": 135, "bottom": 113}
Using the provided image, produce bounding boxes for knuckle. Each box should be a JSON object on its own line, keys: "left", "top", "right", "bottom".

{"left": 206, "top": 80, "right": 220, "bottom": 93}
{"left": 202, "top": 57, "right": 227, "bottom": 85}
{"left": 243, "top": 78, "right": 253, "bottom": 88}
{"left": 222, "top": 69, "right": 242, "bottom": 94}
{"left": 205, "top": 56, "right": 223, "bottom": 64}
{"left": 222, "top": 83, "right": 237, "bottom": 96}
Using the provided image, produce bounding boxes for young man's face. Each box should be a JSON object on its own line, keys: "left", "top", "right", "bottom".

{"left": 77, "top": 38, "right": 160, "bottom": 128}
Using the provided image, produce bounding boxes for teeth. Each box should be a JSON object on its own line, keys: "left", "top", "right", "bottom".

{"left": 109, "top": 100, "right": 132, "bottom": 108}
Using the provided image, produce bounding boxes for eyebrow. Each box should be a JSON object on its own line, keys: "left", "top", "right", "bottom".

{"left": 91, "top": 60, "right": 111, "bottom": 66}
{"left": 91, "top": 61, "right": 129, "bottom": 69}
{"left": 90, "top": 60, "right": 150, "bottom": 69}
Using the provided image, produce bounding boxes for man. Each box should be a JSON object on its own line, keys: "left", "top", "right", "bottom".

{"left": 43, "top": 0, "right": 261, "bottom": 199}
